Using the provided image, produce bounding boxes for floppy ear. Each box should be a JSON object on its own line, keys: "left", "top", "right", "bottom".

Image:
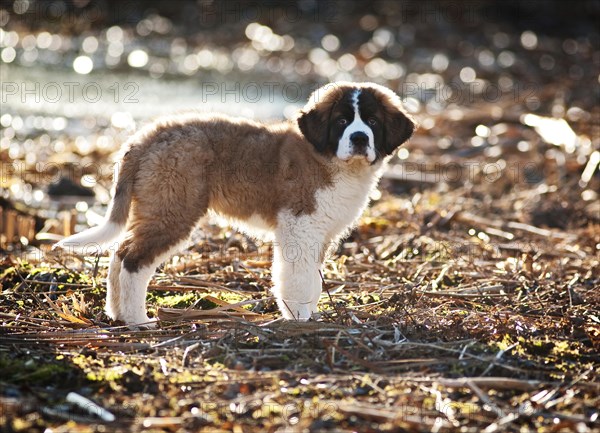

{"left": 382, "top": 106, "right": 417, "bottom": 156}
{"left": 297, "top": 107, "right": 330, "bottom": 153}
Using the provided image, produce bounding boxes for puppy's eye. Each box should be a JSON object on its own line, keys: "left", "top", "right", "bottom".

{"left": 367, "top": 117, "right": 378, "bottom": 126}
{"left": 337, "top": 118, "right": 348, "bottom": 125}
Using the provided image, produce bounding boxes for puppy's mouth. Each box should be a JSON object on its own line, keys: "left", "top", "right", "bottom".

{"left": 336, "top": 154, "right": 374, "bottom": 167}
{"left": 340, "top": 153, "right": 374, "bottom": 163}
{"left": 348, "top": 154, "right": 369, "bottom": 161}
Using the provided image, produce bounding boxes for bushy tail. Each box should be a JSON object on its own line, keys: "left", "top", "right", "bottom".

{"left": 53, "top": 151, "right": 138, "bottom": 254}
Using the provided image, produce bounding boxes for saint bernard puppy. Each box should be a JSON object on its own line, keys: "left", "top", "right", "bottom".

{"left": 54, "top": 82, "right": 417, "bottom": 325}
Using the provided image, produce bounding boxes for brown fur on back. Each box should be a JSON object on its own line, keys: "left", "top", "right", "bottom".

{"left": 111, "top": 113, "right": 334, "bottom": 272}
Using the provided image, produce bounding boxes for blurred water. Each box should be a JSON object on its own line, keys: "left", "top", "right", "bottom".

{"left": 3, "top": 64, "right": 297, "bottom": 122}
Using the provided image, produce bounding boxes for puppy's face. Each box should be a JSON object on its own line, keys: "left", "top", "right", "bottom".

{"left": 298, "top": 82, "right": 417, "bottom": 164}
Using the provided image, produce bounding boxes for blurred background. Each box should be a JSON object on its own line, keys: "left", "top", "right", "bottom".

{"left": 1, "top": 0, "right": 599, "bottom": 250}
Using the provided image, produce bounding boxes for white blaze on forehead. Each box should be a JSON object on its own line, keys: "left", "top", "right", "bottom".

{"left": 351, "top": 88, "right": 360, "bottom": 110}
{"left": 337, "top": 89, "right": 377, "bottom": 162}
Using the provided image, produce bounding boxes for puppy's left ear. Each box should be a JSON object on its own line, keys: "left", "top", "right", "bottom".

{"left": 382, "top": 104, "right": 418, "bottom": 156}
{"left": 297, "top": 107, "right": 329, "bottom": 153}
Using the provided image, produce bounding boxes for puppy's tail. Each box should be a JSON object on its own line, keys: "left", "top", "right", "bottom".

{"left": 53, "top": 150, "right": 138, "bottom": 254}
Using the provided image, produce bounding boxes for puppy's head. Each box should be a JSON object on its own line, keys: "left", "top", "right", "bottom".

{"left": 297, "top": 82, "right": 417, "bottom": 164}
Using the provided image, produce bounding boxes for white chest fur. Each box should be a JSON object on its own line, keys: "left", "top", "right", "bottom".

{"left": 314, "top": 163, "right": 385, "bottom": 242}
{"left": 275, "top": 162, "right": 386, "bottom": 248}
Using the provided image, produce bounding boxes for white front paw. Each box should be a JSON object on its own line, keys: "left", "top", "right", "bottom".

{"left": 113, "top": 312, "right": 157, "bottom": 328}
{"left": 127, "top": 316, "right": 157, "bottom": 330}
{"left": 279, "top": 299, "right": 318, "bottom": 321}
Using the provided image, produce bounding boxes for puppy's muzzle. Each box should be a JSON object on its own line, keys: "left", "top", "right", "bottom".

{"left": 350, "top": 131, "right": 369, "bottom": 155}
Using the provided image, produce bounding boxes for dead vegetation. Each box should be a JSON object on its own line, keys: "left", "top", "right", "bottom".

{"left": 1, "top": 155, "right": 599, "bottom": 431}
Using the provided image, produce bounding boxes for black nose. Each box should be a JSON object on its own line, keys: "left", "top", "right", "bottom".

{"left": 350, "top": 132, "right": 369, "bottom": 149}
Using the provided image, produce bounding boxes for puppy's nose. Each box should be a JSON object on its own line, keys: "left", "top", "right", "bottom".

{"left": 350, "top": 132, "right": 368, "bottom": 151}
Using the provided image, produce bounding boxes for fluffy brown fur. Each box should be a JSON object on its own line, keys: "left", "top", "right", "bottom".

{"left": 114, "top": 113, "right": 334, "bottom": 273}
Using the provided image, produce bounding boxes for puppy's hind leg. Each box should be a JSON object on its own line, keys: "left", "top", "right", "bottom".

{"left": 113, "top": 226, "right": 196, "bottom": 326}
{"left": 112, "top": 189, "right": 207, "bottom": 326}
{"left": 109, "top": 145, "right": 210, "bottom": 326}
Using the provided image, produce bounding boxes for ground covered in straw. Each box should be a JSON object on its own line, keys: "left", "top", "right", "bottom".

{"left": 2, "top": 156, "right": 599, "bottom": 432}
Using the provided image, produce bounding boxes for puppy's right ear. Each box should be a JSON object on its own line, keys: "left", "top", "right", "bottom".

{"left": 297, "top": 107, "right": 329, "bottom": 153}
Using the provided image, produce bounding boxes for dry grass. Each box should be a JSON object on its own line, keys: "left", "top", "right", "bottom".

{"left": 2, "top": 167, "right": 599, "bottom": 432}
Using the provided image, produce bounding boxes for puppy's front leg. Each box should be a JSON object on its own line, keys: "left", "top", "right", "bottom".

{"left": 271, "top": 222, "right": 325, "bottom": 320}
